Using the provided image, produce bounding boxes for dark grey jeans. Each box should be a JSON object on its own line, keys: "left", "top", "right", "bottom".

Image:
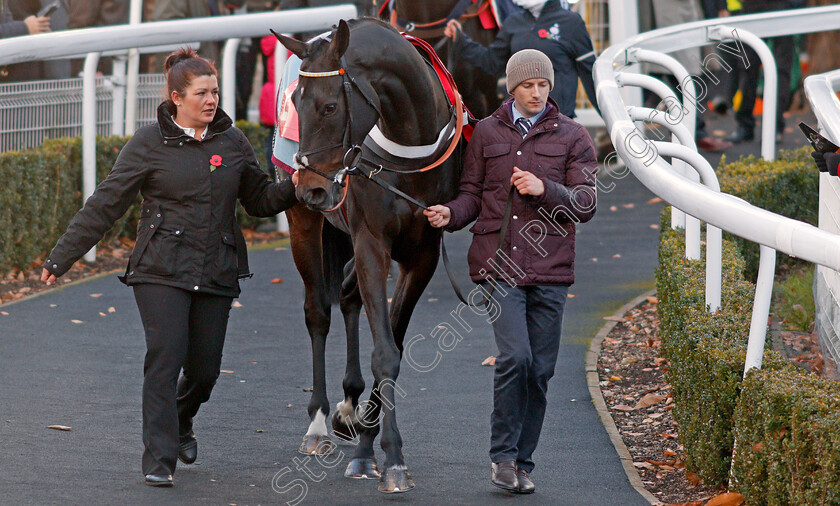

{"left": 488, "top": 284, "right": 569, "bottom": 473}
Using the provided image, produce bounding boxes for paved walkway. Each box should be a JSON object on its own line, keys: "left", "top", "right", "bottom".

{"left": 0, "top": 108, "right": 814, "bottom": 504}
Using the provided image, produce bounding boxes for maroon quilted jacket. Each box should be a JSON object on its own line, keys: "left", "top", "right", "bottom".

{"left": 444, "top": 98, "right": 597, "bottom": 286}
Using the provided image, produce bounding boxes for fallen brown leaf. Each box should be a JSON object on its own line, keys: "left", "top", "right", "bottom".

{"left": 704, "top": 492, "right": 745, "bottom": 506}
{"left": 271, "top": 278, "right": 284, "bottom": 284}
{"left": 71, "top": 320, "right": 84, "bottom": 324}
{"left": 232, "top": 301, "right": 243, "bottom": 308}
{"left": 646, "top": 296, "right": 658, "bottom": 304}
{"left": 220, "top": 370, "right": 234, "bottom": 374}
{"left": 108, "top": 307, "right": 116, "bottom": 313}
{"left": 613, "top": 404, "right": 634, "bottom": 412}
{"left": 89, "top": 293, "right": 103, "bottom": 298}
{"left": 685, "top": 472, "right": 701, "bottom": 486}
{"left": 634, "top": 393, "right": 666, "bottom": 410}
{"left": 647, "top": 197, "right": 664, "bottom": 204}
{"left": 481, "top": 356, "right": 496, "bottom": 366}
{"left": 47, "top": 425, "right": 72, "bottom": 431}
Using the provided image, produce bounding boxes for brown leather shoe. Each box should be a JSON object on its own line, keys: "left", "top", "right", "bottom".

{"left": 490, "top": 461, "right": 518, "bottom": 492}
{"left": 516, "top": 468, "right": 535, "bottom": 494}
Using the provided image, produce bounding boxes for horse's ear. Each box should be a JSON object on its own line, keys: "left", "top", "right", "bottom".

{"left": 328, "top": 19, "right": 350, "bottom": 60}
{"left": 271, "top": 29, "right": 307, "bottom": 60}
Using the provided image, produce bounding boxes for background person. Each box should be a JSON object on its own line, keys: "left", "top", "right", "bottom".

{"left": 40, "top": 47, "right": 298, "bottom": 488}
{"left": 424, "top": 49, "right": 597, "bottom": 494}
{"left": 443, "top": 0, "right": 600, "bottom": 120}
{"left": 0, "top": 0, "right": 55, "bottom": 81}
{"left": 726, "top": 0, "right": 803, "bottom": 144}
{"left": 0, "top": 0, "right": 49, "bottom": 39}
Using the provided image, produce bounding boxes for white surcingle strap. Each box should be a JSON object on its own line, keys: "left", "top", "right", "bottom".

{"left": 366, "top": 111, "right": 469, "bottom": 160}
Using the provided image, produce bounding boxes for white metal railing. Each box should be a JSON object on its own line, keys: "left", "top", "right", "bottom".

{"left": 594, "top": 5, "right": 840, "bottom": 376}
{"left": 804, "top": 70, "right": 840, "bottom": 370}
{"left": 0, "top": 6, "right": 357, "bottom": 261}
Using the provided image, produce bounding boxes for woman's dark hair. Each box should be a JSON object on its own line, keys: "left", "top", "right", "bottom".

{"left": 163, "top": 47, "right": 218, "bottom": 108}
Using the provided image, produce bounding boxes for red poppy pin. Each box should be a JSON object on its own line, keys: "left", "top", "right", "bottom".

{"left": 209, "top": 154, "right": 224, "bottom": 172}
{"left": 538, "top": 29, "right": 549, "bottom": 38}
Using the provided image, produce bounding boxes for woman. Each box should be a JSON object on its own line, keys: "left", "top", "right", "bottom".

{"left": 40, "top": 48, "right": 298, "bottom": 487}
{"left": 443, "top": 0, "right": 599, "bottom": 119}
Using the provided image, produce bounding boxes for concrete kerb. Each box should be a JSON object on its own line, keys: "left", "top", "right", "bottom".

{"left": 0, "top": 238, "right": 291, "bottom": 310}
{"left": 585, "top": 288, "right": 661, "bottom": 505}
{"left": 0, "top": 268, "right": 123, "bottom": 309}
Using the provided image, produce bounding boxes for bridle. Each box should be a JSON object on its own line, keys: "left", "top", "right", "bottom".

{"left": 293, "top": 56, "right": 465, "bottom": 213}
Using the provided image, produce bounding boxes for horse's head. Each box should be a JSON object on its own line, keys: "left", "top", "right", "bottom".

{"left": 275, "top": 20, "right": 380, "bottom": 211}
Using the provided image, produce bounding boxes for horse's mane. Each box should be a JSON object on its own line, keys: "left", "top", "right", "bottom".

{"left": 345, "top": 16, "right": 399, "bottom": 34}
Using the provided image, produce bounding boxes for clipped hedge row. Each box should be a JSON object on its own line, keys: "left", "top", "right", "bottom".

{"left": 0, "top": 122, "right": 271, "bottom": 275}
{"left": 717, "top": 146, "right": 818, "bottom": 279}
{"left": 732, "top": 368, "right": 840, "bottom": 505}
{"left": 656, "top": 208, "right": 792, "bottom": 486}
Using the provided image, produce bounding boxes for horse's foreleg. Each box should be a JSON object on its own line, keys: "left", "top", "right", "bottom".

{"left": 351, "top": 235, "right": 414, "bottom": 493}
{"left": 389, "top": 244, "right": 440, "bottom": 351}
{"left": 333, "top": 263, "right": 366, "bottom": 442}
{"left": 288, "top": 205, "right": 334, "bottom": 455}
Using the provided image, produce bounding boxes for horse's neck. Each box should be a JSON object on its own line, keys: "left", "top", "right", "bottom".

{"left": 375, "top": 66, "right": 449, "bottom": 147}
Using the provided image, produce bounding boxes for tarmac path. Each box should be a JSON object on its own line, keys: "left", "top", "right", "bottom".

{"left": 0, "top": 171, "right": 663, "bottom": 505}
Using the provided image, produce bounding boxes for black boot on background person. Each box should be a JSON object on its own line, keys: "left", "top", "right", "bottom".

{"left": 727, "top": 125, "right": 755, "bottom": 143}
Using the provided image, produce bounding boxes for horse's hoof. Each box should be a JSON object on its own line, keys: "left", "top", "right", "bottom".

{"left": 331, "top": 410, "right": 356, "bottom": 442}
{"left": 378, "top": 465, "right": 415, "bottom": 493}
{"left": 298, "top": 434, "right": 334, "bottom": 455}
{"left": 344, "top": 457, "right": 380, "bottom": 479}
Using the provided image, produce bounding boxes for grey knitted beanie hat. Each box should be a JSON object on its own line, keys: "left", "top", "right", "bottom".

{"left": 505, "top": 49, "right": 554, "bottom": 93}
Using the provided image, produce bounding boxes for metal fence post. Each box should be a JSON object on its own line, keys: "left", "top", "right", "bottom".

{"left": 82, "top": 52, "right": 101, "bottom": 263}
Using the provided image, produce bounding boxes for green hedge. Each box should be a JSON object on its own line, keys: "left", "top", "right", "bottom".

{"left": 656, "top": 208, "right": 793, "bottom": 486}
{"left": 732, "top": 368, "right": 840, "bottom": 505}
{"left": 0, "top": 123, "right": 271, "bottom": 275}
{"left": 717, "top": 147, "right": 818, "bottom": 279}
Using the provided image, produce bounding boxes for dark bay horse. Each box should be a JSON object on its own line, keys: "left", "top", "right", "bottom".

{"left": 386, "top": 0, "right": 500, "bottom": 118}
{"left": 275, "top": 18, "right": 464, "bottom": 493}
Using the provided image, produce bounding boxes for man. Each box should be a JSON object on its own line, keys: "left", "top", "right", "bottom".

{"left": 425, "top": 49, "right": 597, "bottom": 494}
{"left": 726, "top": 0, "right": 801, "bottom": 144}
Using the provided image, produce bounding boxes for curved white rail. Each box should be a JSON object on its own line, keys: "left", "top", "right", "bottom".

{"left": 595, "top": 5, "right": 840, "bottom": 374}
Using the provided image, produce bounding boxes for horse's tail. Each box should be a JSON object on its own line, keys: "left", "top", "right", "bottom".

{"left": 322, "top": 220, "right": 353, "bottom": 305}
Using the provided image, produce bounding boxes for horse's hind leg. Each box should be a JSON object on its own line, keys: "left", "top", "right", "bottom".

{"left": 332, "top": 262, "right": 366, "bottom": 442}
{"left": 287, "top": 205, "right": 334, "bottom": 455}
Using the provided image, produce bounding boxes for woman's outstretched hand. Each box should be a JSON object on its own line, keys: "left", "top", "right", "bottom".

{"left": 41, "top": 268, "right": 57, "bottom": 286}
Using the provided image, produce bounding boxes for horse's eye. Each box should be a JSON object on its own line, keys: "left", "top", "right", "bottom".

{"left": 324, "top": 103, "right": 337, "bottom": 116}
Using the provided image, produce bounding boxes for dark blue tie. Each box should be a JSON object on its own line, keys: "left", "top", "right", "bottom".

{"left": 516, "top": 117, "right": 531, "bottom": 137}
